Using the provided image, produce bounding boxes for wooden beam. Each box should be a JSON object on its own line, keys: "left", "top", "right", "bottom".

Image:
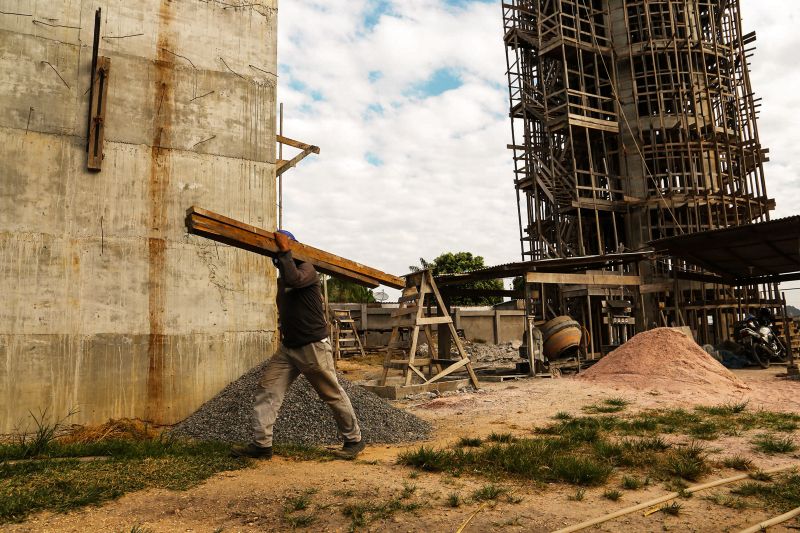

{"left": 276, "top": 134, "right": 320, "bottom": 154}
{"left": 275, "top": 134, "right": 319, "bottom": 177}
{"left": 186, "top": 207, "right": 405, "bottom": 289}
{"left": 276, "top": 146, "right": 317, "bottom": 177}
{"left": 440, "top": 288, "right": 528, "bottom": 299}
{"left": 525, "top": 271, "right": 641, "bottom": 286}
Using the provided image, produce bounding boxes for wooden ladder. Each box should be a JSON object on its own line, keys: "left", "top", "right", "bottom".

{"left": 379, "top": 270, "right": 479, "bottom": 388}
{"left": 331, "top": 309, "right": 366, "bottom": 359}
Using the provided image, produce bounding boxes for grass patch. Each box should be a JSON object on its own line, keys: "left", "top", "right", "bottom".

{"left": 401, "top": 401, "right": 794, "bottom": 492}
{"left": 752, "top": 434, "right": 797, "bottom": 454}
{"left": 284, "top": 513, "right": 316, "bottom": 528}
{"left": 128, "top": 526, "right": 154, "bottom": 533}
{"left": 399, "top": 438, "right": 613, "bottom": 486}
{"left": 341, "top": 497, "right": 422, "bottom": 531}
{"left": 732, "top": 474, "right": 800, "bottom": 511}
{"left": 568, "top": 488, "right": 586, "bottom": 501}
{"left": 487, "top": 432, "right": 515, "bottom": 444}
{"left": 688, "top": 421, "right": 719, "bottom": 440}
{"left": 286, "top": 494, "right": 312, "bottom": 512}
{"left": 659, "top": 502, "right": 682, "bottom": 516}
{"left": 603, "top": 489, "right": 622, "bottom": 501}
{"left": 610, "top": 405, "right": 799, "bottom": 439}
{"left": 663, "top": 442, "right": 709, "bottom": 481}
{"left": 446, "top": 492, "right": 461, "bottom": 508}
{"left": 472, "top": 483, "right": 506, "bottom": 501}
{"left": 458, "top": 437, "right": 482, "bottom": 448}
{"left": 400, "top": 483, "right": 416, "bottom": 499}
{"left": 0, "top": 439, "right": 246, "bottom": 524}
{"left": 704, "top": 492, "right": 748, "bottom": 509}
{"left": 283, "top": 492, "right": 317, "bottom": 529}
{"left": 749, "top": 470, "right": 773, "bottom": 482}
{"left": 583, "top": 398, "right": 629, "bottom": 414}
{"left": 721, "top": 455, "right": 753, "bottom": 471}
{"left": 695, "top": 402, "right": 749, "bottom": 416}
{"left": 621, "top": 476, "right": 642, "bottom": 490}
{"left": 552, "top": 455, "right": 614, "bottom": 485}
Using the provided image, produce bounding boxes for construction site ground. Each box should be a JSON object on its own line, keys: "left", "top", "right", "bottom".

{"left": 8, "top": 355, "right": 800, "bottom": 533}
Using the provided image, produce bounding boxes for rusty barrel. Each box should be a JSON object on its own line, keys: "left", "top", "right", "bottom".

{"left": 541, "top": 316, "right": 582, "bottom": 359}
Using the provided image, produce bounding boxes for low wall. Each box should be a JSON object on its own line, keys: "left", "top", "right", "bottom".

{"left": 329, "top": 304, "right": 525, "bottom": 347}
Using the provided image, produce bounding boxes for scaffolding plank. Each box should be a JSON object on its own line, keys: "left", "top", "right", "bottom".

{"left": 524, "top": 271, "right": 641, "bottom": 286}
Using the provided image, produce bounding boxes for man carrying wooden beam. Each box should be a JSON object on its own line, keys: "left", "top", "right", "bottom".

{"left": 232, "top": 230, "right": 364, "bottom": 460}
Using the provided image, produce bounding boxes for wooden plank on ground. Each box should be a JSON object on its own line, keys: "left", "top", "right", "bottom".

{"left": 186, "top": 206, "right": 405, "bottom": 289}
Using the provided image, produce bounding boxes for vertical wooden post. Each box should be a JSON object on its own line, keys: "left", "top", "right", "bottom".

{"left": 437, "top": 293, "right": 452, "bottom": 361}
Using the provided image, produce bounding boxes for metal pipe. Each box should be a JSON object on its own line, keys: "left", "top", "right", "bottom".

{"left": 278, "top": 102, "right": 283, "bottom": 229}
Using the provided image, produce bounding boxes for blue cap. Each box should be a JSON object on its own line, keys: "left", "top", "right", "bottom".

{"left": 277, "top": 229, "right": 296, "bottom": 241}
{"left": 273, "top": 229, "right": 296, "bottom": 267}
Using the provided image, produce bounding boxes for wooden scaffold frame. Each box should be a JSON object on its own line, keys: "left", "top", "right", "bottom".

{"left": 379, "top": 270, "right": 479, "bottom": 389}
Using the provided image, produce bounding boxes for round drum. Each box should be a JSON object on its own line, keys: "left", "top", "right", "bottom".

{"left": 541, "top": 316, "right": 582, "bottom": 360}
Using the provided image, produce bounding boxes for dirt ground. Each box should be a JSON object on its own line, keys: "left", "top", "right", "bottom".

{"left": 8, "top": 367, "right": 800, "bottom": 533}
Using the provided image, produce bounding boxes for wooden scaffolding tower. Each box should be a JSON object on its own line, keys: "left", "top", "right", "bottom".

{"left": 502, "top": 0, "right": 778, "bottom": 347}
{"left": 379, "top": 270, "right": 479, "bottom": 388}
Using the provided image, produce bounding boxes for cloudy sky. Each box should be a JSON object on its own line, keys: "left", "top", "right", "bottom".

{"left": 275, "top": 0, "right": 800, "bottom": 304}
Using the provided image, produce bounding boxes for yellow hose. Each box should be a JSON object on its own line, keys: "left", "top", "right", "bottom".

{"left": 552, "top": 463, "right": 800, "bottom": 533}
{"left": 737, "top": 507, "right": 800, "bottom": 533}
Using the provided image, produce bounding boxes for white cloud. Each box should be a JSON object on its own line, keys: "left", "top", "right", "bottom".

{"left": 741, "top": 1, "right": 800, "bottom": 304}
{"left": 276, "top": 1, "right": 800, "bottom": 304}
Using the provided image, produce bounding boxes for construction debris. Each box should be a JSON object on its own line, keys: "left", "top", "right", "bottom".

{"left": 578, "top": 328, "right": 749, "bottom": 395}
{"left": 171, "top": 362, "right": 431, "bottom": 445}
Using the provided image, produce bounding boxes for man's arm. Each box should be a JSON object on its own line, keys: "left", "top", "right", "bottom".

{"left": 276, "top": 252, "right": 318, "bottom": 288}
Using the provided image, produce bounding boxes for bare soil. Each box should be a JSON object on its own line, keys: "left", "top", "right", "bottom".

{"left": 7, "top": 367, "right": 800, "bottom": 533}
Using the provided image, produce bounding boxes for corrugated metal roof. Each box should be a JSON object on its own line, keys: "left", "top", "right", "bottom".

{"left": 650, "top": 216, "right": 800, "bottom": 283}
{"left": 433, "top": 251, "right": 651, "bottom": 286}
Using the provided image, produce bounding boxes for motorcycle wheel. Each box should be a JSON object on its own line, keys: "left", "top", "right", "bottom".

{"left": 751, "top": 344, "right": 771, "bottom": 369}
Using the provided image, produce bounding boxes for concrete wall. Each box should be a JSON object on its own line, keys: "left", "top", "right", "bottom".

{"left": 0, "top": 1, "right": 279, "bottom": 432}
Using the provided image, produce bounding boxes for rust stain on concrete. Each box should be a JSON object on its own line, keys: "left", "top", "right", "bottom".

{"left": 146, "top": 0, "right": 175, "bottom": 422}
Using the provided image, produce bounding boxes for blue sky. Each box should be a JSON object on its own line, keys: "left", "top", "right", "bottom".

{"left": 276, "top": 0, "right": 800, "bottom": 304}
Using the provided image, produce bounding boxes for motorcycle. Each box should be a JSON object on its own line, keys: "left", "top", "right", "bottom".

{"left": 733, "top": 311, "right": 787, "bottom": 369}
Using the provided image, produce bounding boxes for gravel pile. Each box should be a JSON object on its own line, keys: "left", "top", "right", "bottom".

{"left": 171, "top": 361, "right": 431, "bottom": 445}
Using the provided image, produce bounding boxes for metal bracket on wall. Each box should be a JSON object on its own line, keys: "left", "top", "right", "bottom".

{"left": 87, "top": 56, "right": 111, "bottom": 171}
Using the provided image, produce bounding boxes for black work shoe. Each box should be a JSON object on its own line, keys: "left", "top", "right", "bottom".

{"left": 334, "top": 439, "right": 366, "bottom": 460}
{"left": 231, "top": 442, "right": 273, "bottom": 459}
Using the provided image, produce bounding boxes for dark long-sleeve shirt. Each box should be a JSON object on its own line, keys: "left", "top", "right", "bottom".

{"left": 275, "top": 251, "right": 328, "bottom": 348}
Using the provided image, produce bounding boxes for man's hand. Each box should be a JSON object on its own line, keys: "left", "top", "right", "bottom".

{"left": 275, "top": 231, "right": 291, "bottom": 252}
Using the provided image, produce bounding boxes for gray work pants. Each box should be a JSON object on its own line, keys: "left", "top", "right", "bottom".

{"left": 252, "top": 339, "right": 362, "bottom": 447}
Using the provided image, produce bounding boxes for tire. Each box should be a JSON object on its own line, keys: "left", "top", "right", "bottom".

{"left": 751, "top": 344, "right": 771, "bottom": 369}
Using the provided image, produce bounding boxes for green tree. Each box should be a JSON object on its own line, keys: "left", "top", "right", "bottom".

{"left": 409, "top": 252, "right": 503, "bottom": 306}
{"left": 325, "top": 277, "right": 376, "bottom": 303}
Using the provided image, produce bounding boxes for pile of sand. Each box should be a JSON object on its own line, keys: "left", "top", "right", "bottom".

{"left": 578, "top": 328, "right": 749, "bottom": 395}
